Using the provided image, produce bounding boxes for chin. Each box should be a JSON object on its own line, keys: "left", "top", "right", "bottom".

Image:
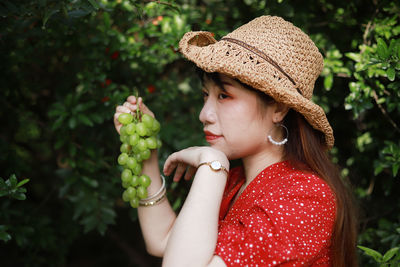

{"left": 209, "top": 145, "right": 239, "bottom": 161}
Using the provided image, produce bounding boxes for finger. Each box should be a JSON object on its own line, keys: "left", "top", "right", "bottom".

{"left": 114, "top": 112, "right": 121, "bottom": 132}
{"left": 116, "top": 105, "right": 131, "bottom": 114}
{"left": 123, "top": 102, "right": 137, "bottom": 112}
{"left": 137, "top": 97, "right": 155, "bottom": 117}
{"left": 127, "top": 95, "right": 137, "bottom": 104}
{"left": 173, "top": 163, "right": 187, "bottom": 183}
{"left": 163, "top": 152, "right": 178, "bottom": 176}
{"left": 115, "top": 124, "right": 122, "bottom": 134}
{"left": 184, "top": 166, "right": 197, "bottom": 181}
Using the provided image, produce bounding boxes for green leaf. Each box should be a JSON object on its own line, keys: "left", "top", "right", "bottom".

{"left": 0, "top": 230, "right": 12, "bottom": 242}
{"left": 398, "top": 41, "right": 400, "bottom": 60}
{"left": 377, "top": 38, "right": 389, "bottom": 60}
{"left": 0, "top": 178, "right": 6, "bottom": 188}
{"left": 374, "top": 164, "right": 384, "bottom": 175}
{"left": 9, "top": 174, "right": 17, "bottom": 187}
{"left": 12, "top": 192, "right": 26, "bottom": 200}
{"left": 87, "top": 0, "right": 100, "bottom": 10}
{"left": 82, "top": 176, "right": 98, "bottom": 188}
{"left": 346, "top": 52, "right": 361, "bottom": 62}
{"left": 16, "top": 179, "right": 29, "bottom": 188}
{"left": 42, "top": 8, "right": 59, "bottom": 29}
{"left": 358, "top": 245, "right": 383, "bottom": 262}
{"left": 68, "top": 117, "right": 77, "bottom": 129}
{"left": 324, "top": 73, "right": 333, "bottom": 90}
{"left": 393, "top": 163, "right": 399, "bottom": 177}
{"left": 387, "top": 67, "right": 395, "bottom": 81}
{"left": 383, "top": 247, "right": 399, "bottom": 262}
{"left": 78, "top": 114, "right": 94, "bottom": 127}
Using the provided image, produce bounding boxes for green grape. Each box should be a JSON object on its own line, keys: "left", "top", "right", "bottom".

{"left": 122, "top": 181, "right": 131, "bottom": 189}
{"left": 130, "top": 197, "right": 139, "bottom": 208}
{"left": 157, "top": 138, "right": 162, "bottom": 148}
{"left": 120, "top": 143, "right": 131, "bottom": 153}
{"left": 146, "top": 136, "right": 157, "bottom": 150}
{"left": 132, "top": 163, "right": 142, "bottom": 175}
{"left": 132, "top": 144, "right": 140, "bottom": 153}
{"left": 125, "top": 123, "right": 136, "bottom": 135}
{"left": 136, "top": 122, "right": 148, "bottom": 137}
{"left": 151, "top": 120, "right": 161, "bottom": 133}
{"left": 137, "top": 139, "right": 147, "bottom": 152}
{"left": 118, "top": 113, "right": 133, "bottom": 125}
{"left": 140, "top": 149, "right": 151, "bottom": 161}
{"left": 137, "top": 186, "right": 148, "bottom": 199}
{"left": 120, "top": 134, "right": 129, "bottom": 143}
{"left": 120, "top": 125, "right": 127, "bottom": 135}
{"left": 129, "top": 133, "right": 140, "bottom": 146}
{"left": 121, "top": 168, "right": 133, "bottom": 183}
{"left": 125, "top": 186, "right": 137, "bottom": 199}
{"left": 117, "top": 99, "right": 163, "bottom": 209}
{"left": 142, "top": 114, "right": 154, "bottom": 128}
{"left": 122, "top": 190, "right": 131, "bottom": 202}
{"left": 126, "top": 157, "right": 138, "bottom": 170}
{"left": 131, "top": 175, "right": 140, "bottom": 187}
{"left": 118, "top": 153, "right": 129, "bottom": 165}
{"left": 134, "top": 152, "right": 143, "bottom": 162}
{"left": 139, "top": 174, "right": 151, "bottom": 188}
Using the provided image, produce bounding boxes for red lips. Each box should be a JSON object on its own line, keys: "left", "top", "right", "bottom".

{"left": 204, "top": 130, "right": 222, "bottom": 142}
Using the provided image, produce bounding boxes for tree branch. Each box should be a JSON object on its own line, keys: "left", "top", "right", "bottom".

{"left": 372, "top": 90, "right": 400, "bottom": 134}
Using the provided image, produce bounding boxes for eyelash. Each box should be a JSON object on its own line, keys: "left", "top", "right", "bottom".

{"left": 218, "top": 93, "right": 229, "bottom": 99}
{"left": 202, "top": 91, "right": 230, "bottom": 100}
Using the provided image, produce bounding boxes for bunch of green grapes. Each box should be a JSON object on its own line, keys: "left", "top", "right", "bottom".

{"left": 117, "top": 110, "right": 161, "bottom": 208}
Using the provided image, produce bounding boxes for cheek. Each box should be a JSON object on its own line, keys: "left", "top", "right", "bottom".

{"left": 222, "top": 103, "right": 267, "bottom": 143}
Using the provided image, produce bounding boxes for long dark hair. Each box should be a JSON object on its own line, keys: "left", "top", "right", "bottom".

{"left": 199, "top": 70, "right": 358, "bottom": 266}
{"left": 284, "top": 110, "right": 358, "bottom": 267}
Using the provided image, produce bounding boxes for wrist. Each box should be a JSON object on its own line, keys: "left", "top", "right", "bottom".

{"left": 198, "top": 160, "right": 229, "bottom": 174}
{"left": 198, "top": 149, "right": 229, "bottom": 172}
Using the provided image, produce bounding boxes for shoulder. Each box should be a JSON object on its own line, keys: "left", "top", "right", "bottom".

{"left": 255, "top": 164, "right": 336, "bottom": 218}
{"left": 266, "top": 163, "right": 335, "bottom": 201}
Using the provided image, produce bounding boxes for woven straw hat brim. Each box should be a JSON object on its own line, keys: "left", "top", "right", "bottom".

{"left": 179, "top": 31, "right": 334, "bottom": 148}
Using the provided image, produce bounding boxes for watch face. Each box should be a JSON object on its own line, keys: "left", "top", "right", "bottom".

{"left": 210, "top": 160, "right": 222, "bottom": 170}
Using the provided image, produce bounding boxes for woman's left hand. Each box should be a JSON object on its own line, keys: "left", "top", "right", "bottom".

{"left": 163, "top": 147, "right": 229, "bottom": 183}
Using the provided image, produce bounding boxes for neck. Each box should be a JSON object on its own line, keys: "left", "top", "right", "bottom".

{"left": 241, "top": 145, "right": 284, "bottom": 185}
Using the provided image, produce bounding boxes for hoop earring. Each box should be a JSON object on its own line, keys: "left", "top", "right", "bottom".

{"left": 267, "top": 124, "right": 289, "bottom": 146}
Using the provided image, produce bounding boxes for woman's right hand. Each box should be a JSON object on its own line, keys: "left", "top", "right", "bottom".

{"left": 113, "top": 96, "right": 155, "bottom": 134}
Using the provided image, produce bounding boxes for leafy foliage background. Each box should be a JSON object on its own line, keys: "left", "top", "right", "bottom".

{"left": 0, "top": 0, "right": 399, "bottom": 266}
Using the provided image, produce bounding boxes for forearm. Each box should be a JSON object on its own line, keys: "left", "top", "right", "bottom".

{"left": 162, "top": 165, "right": 228, "bottom": 267}
{"left": 138, "top": 150, "right": 176, "bottom": 257}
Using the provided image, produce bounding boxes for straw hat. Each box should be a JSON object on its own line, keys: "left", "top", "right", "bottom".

{"left": 179, "top": 15, "right": 334, "bottom": 148}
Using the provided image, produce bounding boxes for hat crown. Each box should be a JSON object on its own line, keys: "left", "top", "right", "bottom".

{"left": 225, "top": 16, "right": 323, "bottom": 99}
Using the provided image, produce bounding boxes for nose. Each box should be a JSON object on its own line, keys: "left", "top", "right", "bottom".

{"left": 199, "top": 97, "right": 217, "bottom": 125}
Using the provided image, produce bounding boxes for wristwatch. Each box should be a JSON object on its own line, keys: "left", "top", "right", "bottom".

{"left": 198, "top": 160, "right": 228, "bottom": 174}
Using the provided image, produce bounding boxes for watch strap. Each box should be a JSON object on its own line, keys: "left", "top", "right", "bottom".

{"left": 198, "top": 160, "right": 228, "bottom": 174}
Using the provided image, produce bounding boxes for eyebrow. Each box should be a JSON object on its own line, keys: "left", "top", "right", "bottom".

{"left": 203, "top": 81, "right": 228, "bottom": 92}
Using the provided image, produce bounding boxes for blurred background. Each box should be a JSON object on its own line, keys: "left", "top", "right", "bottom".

{"left": 0, "top": 0, "right": 399, "bottom": 266}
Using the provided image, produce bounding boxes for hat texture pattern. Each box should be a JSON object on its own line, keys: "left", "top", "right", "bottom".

{"left": 179, "top": 16, "right": 334, "bottom": 148}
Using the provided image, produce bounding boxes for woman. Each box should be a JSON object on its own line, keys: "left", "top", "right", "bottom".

{"left": 114, "top": 16, "right": 358, "bottom": 266}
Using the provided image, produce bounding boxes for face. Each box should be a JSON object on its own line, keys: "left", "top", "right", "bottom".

{"left": 199, "top": 74, "right": 277, "bottom": 160}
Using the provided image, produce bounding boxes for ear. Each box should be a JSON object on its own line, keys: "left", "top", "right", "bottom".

{"left": 271, "top": 102, "right": 290, "bottom": 123}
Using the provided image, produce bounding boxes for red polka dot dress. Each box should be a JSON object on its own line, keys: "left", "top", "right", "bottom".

{"left": 215, "top": 161, "right": 336, "bottom": 266}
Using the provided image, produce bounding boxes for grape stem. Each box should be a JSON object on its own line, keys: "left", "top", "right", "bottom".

{"left": 136, "top": 99, "right": 143, "bottom": 122}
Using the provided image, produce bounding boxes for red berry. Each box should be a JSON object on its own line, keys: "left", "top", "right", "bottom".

{"left": 111, "top": 51, "right": 119, "bottom": 60}
{"left": 147, "top": 85, "right": 156, "bottom": 93}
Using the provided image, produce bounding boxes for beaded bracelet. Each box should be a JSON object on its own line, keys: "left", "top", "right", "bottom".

{"left": 139, "top": 175, "right": 166, "bottom": 207}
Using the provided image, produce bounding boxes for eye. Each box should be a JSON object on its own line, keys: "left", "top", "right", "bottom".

{"left": 202, "top": 90, "right": 209, "bottom": 98}
{"left": 218, "top": 93, "right": 229, "bottom": 100}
